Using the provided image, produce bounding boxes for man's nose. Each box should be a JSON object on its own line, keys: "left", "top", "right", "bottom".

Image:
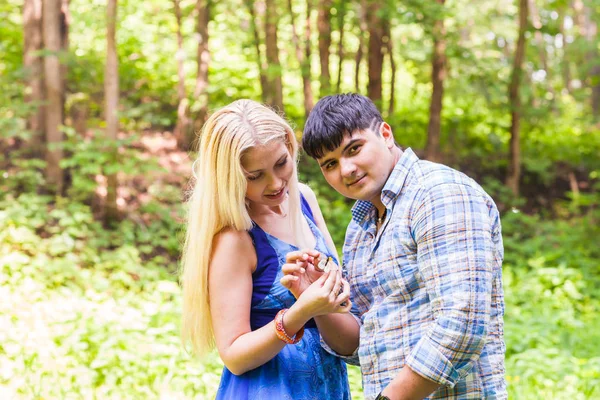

{"left": 340, "top": 159, "right": 357, "bottom": 178}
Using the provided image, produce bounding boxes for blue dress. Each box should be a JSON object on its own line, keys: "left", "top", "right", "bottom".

{"left": 215, "top": 195, "right": 351, "bottom": 400}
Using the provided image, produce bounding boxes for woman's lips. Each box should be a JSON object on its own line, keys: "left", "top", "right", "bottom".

{"left": 265, "top": 187, "right": 285, "bottom": 199}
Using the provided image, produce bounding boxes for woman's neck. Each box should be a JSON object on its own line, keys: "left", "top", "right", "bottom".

{"left": 247, "top": 197, "right": 288, "bottom": 219}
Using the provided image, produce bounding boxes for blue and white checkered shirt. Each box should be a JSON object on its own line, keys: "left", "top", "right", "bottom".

{"left": 325, "top": 148, "right": 506, "bottom": 399}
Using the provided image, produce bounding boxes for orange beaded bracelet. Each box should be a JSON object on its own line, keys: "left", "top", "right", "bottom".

{"left": 274, "top": 309, "right": 304, "bottom": 345}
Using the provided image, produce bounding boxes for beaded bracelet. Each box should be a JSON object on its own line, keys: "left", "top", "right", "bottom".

{"left": 274, "top": 309, "right": 304, "bottom": 345}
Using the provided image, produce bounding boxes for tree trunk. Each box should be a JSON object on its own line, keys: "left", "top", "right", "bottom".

{"left": 244, "top": 0, "right": 268, "bottom": 103}
{"left": 354, "top": 0, "right": 367, "bottom": 92}
{"left": 335, "top": 1, "right": 346, "bottom": 93}
{"left": 528, "top": 0, "right": 547, "bottom": 72}
{"left": 60, "top": 0, "right": 69, "bottom": 111}
{"left": 317, "top": 0, "right": 332, "bottom": 96}
{"left": 425, "top": 0, "right": 447, "bottom": 163}
{"left": 43, "top": 0, "right": 64, "bottom": 193}
{"left": 193, "top": 0, "right": 210, "bottom": 133}
{"left": 288, "top": 0, "right": 313, "bottom": 117}
{"left": 529, "top": 0, "right": 554, "bottom": 101}
{"left": 587, "top": 19, "right": 600, "bottom": 118}
{"left": 105, "top": 0, "right": 119, "bottom": 223}
{"left": 506, "top": 0, "right": 529, "bottom": 197}
{"left": 23, "top": 0, "right": 45, "bottom": 155}
{"left": 384, "top": 20, "right": 396, "bottom": 117}
{"left": 572, "top": 0, "right": 599, "bottom": 116}
{"left": 559, "top": 7, "right": 572, "bottom": 94}
{"left": 366, "top": 0, "right": 383, "bottom": 106}
{"left": 264, "top": 0, "right": 283, "bottom": 110}
{"left": 173, "top": 0, "right": 191, "bottom": 150}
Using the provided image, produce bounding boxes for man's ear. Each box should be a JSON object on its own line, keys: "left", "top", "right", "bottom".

{"left": 380, "top": 122, "right": 394, "bottom": 148}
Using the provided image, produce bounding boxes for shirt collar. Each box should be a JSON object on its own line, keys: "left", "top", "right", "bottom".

{"left": 350, "top": 147, "right": 419, "bottom": 226}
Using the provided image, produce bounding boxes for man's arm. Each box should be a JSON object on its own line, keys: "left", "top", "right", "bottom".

{"left": 380, "top": 366, "right": 439, "bottom": 400}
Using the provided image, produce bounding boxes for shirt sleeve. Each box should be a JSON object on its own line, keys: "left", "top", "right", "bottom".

{"left": 406, "top": 182, "right": 497, "bottom": 387}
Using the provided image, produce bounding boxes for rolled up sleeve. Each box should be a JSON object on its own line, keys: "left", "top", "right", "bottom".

{"left": 406, "top": 183, "right": 494, "bottom": 387}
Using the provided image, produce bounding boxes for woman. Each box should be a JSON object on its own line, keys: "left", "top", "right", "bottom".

{"left": 180, "top": 100, "right": 352, "bottom": 399}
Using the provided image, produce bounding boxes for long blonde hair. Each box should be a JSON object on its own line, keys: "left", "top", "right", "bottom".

{"left": 181, "top": 99, "right": 307, "bottom": 357}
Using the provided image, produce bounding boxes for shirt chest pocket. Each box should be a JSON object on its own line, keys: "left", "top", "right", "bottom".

{"left": 374, "top": 232, "right": 421, "bottom": 299}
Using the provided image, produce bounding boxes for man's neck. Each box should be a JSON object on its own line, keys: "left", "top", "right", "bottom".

{"left": 371, "top": 147, "right": 403, "bottom": 215}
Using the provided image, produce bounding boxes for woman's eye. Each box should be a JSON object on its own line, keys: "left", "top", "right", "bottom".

{"left": 247, "top": 174, "right": 261, "bottom": 181}
{"left": 276, "top": 158, "right": 288, "bottom": 167}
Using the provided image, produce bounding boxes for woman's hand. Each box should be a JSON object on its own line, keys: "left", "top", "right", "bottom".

{"left": 280, "top": 249, "right": 324, "bottom": 298}
{"left": 292, "top": 264, "right": 352, "bottom": 319}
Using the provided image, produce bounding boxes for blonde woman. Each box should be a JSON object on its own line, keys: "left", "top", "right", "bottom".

{"left": 181, "top": 100, "right": 353, "bottom": 399}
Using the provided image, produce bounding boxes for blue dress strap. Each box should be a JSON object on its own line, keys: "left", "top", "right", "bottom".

{"left": 300, "top": 192, "right": 315, "bottom": 223}
{"left": 248, "top": 224, "right": 279, "bottom": 325}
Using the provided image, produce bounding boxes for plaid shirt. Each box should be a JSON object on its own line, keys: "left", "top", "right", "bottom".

{"left": 325, "top": 148, "right": 506, "bottom": 399}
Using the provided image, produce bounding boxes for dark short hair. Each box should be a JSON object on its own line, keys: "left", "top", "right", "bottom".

{"left": 302, "top": 93, "right": 383, "bottom": 159}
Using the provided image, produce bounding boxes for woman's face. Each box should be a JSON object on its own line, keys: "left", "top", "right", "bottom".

{"left": 241, "top": 140, "right": 294, "bottom": 207}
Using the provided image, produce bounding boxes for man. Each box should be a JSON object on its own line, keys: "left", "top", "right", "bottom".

{"left": 293, "top": 93, "right": 506, "bottom": 399}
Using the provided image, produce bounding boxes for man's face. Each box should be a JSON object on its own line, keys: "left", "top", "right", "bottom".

{"left": 316, "top": 123, "right": 397, "bottom": 202}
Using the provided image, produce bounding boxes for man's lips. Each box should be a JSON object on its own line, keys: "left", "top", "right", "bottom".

{"left": 346, "top": 175, "right": 366, "bottom": 187}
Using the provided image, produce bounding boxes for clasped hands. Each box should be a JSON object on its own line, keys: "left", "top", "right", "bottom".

{"left": 280, "top": 249, "right": 352, "bottom": 317}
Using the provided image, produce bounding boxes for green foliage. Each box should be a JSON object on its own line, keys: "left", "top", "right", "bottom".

{"left": 501, "top": 207, "right": 600, "bottom": 399}
{"left": 58, "top": 127, "right": 162, "bottom": 202}
{"left": 2, "top": 0, "right": 600, "bottom": 397}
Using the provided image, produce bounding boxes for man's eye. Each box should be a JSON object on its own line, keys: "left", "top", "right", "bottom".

{"left": 348, "top": 145, "right": 361, "bottom": 155}
{"left": 325, "top": 162, "right": 337, "bottom": 170}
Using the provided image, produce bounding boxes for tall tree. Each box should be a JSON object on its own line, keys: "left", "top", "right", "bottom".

{"left": 558, "top": 6, "right": 572, "bottom": 94}
{"left": 173, "top": 0, "right": 191, "bottom": 150}
{"left": 573, "top": 0, "right": 599, "bottom": 117}
{"left": 354, "top": 0, "right": 367, "bottom": 92}
{"left": 366, "top": 0, "right": 384, "bottom": 106}
{"left": 264, "top": 0, "right": 283, "bottom": 110}
{"left": 383, "top": 19, "right": 396, "bottom": 117}
{"left": 506, "top": 0, "right": 529, "bottom": 197}
{"left": 23, "top": 0, "right": 45, "bottom": 154}
{"left": 60, "top": 0, "right": 69, "bottom": 110}
{"left": 193, "top": 0, "right": 210, "bottom": 132}
{"left": 244, "top": 0, "right": 268, "bottom": 103}
{"left": 317, "top": 0, "right": 332, "bottom": 96}
{"left": 288, "top": 0, "right": 313, "bottom": 117}
{"left": 105, "top": 0, "right": 119, "bottom": 222}
{"left": 43, "top": 0, "right": 65, "bottom": 193}
{"left": 529, "top": 0, "right": 555, "bottom": 100}
{"left": 425, "top": 0, "right": 447, "bottom": 163}
{"left": 335, "top": 0, "right": 346, "bottom": 93}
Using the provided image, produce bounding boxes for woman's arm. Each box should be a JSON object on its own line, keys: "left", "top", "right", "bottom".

{"left": 210, "top": 228, "right": 351, "bottom": 375}
{"left": 209, "top": 229, "right": 297, "bottom": 375}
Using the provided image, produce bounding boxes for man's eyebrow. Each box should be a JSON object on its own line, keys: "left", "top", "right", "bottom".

{"left": 318, "top": 138, "right": 362, "bottom": 167}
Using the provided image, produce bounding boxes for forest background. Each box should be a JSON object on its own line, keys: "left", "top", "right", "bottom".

{"left": 1, "top": 0, "right": 599, "bottom": 398}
